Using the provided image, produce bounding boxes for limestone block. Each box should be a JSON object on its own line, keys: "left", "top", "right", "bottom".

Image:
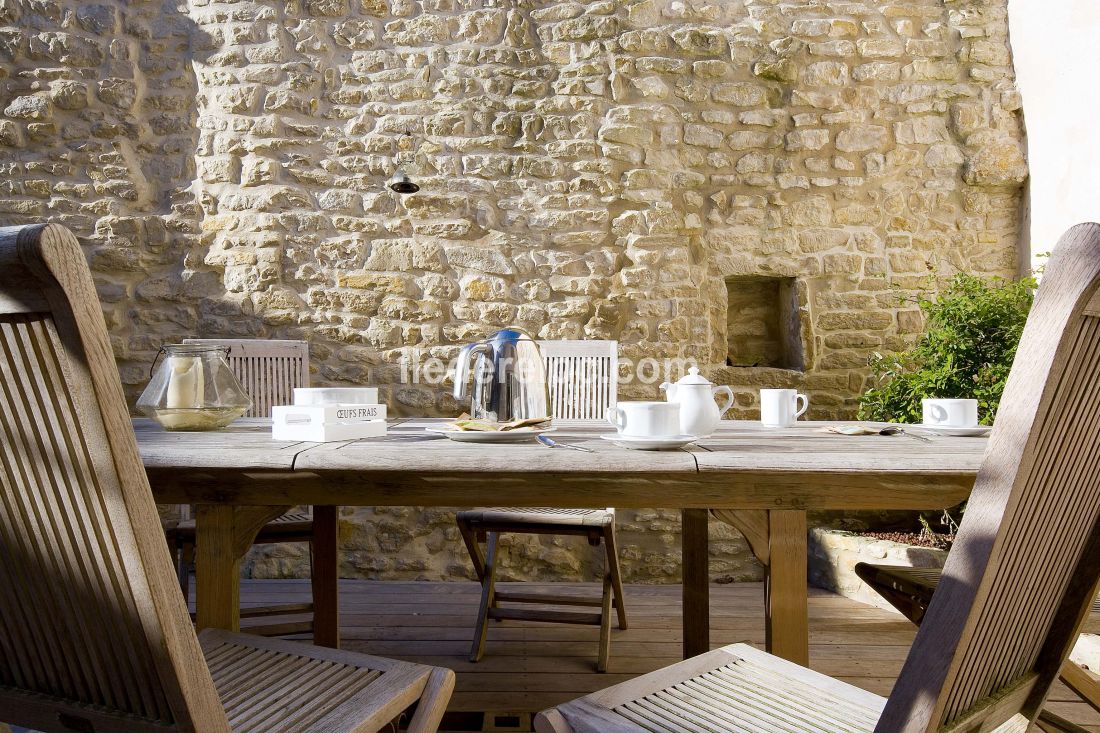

{"left": 669, "top": 27, "right": 727, "bottom": 57}
{"left": 857, "top": 38, "right": 904, "bottom": 58}
{"left": 456, "top": 9, "right": 505, "bottom": 45}
{"left": 198, "top": 156, "right": 241, "bottom": 184}
{"left": 712, "top": 82, "right": 766, "bottom": 106}
{"left": 385, "top": 15, "right": 452, "bottom": 45}
{"left": 0, "top": 119, "right": 22, "bottom": 147}
{"left": 835, "top": 124, "right": 888, "bottom": 153}
{"left": 810, "top": 40, "right": 855, "bottom": 57}
{"left": 48, "top": 80, "right": 88, "bottom": 110}
{"left": 963, "top": 133, "right": 1028, "bottom": 186}
{"left": 785, "top": 129, "right": 829, "bottom": 152}
{"left": 552, "top": 15, "right": 617, "bottom": 42}
{"left": 894, "top": 116, "right": 951, "bottom": 145}
{"left": 364, "top": 239, "right": 443, "bottom": 271}
{"left": 3, "top": 95, "right": 50, "bottom": 120}
{"left": 728, "top": 131, "right": 772, "bottom": 150}
{"left": 684, "top": 123, "right": 724, "bottom": 148}
{"left": 307, "top": 0, "right": 347, "bottom": 16}
{"left": 802, "top": 61, "right": 850, "bottom": 87}
{"left": 28, "top": 31, "right": 104, "bottom": 67}
{"left": 76, "top": 4, "right": 115, "bottom": 34}
{"left": 853, "top": 61, "right": 901, "bottom": 82}
{"left": 333, "top": 20, "right": 376, "bottom": 48}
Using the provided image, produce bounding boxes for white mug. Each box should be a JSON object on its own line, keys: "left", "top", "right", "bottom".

{"left": 760, "top": 389, "right": 808, "bottom": 428}
{"left": 606, "top": 401, "right": 681, "bottom": 438}
{"left": 922, "top": 398, "right": 979, "bottom": 428}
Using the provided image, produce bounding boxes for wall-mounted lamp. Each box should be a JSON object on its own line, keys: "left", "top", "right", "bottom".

{"left": 387, "top": 168, "right": 420, "bottom": 194}
{"left": 388, "top": 130, "right": 421, "bottom": 195}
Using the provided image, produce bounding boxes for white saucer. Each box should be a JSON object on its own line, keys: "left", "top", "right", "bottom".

{"left": 425, "top": 427, "right": 554, "bottom": 444}
{"left": 920, "top": 424, "right": 991, "bottom": 437}
{"left": 599, "top": 434, "right": 698, "bottom": 450}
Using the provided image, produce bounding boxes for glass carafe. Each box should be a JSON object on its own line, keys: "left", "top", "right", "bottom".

{"left": 137, "top": 344, "right": 252, "bottom": 431}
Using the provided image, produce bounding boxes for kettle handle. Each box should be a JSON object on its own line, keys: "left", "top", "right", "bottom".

{"left": 453, "top": 342, "right": 492, "bottom": 401}
{"left": 713, "top": 385, "right": 735, "bottom": 417}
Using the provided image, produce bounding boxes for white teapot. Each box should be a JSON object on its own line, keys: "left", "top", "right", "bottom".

{"left": 659, "top": 367, "right": 734, "bottom": 437}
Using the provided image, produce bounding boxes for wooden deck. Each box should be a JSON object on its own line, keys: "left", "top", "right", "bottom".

{"left": 237, "top": 579, "right": 1100, "bottom": 732}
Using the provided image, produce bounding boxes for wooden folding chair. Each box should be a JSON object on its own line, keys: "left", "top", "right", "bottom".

{"left": 166, "top": 338, "right": 326, "bottom": 637}
{"left": 854, "top": 563, "right": 1100, "bottom": 731}
{"left": 535, "top": 222, "right": 1100, "bottom": 732}
{"left": 0, "top": 223, "right": 453, "bottom": 733}
{"left": 456, "top": 340, "right": 627, "bottom": 672}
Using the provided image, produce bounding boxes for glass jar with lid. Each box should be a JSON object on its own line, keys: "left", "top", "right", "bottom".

{"left": 137, "top": 344, "right": 252, "bottom": 431}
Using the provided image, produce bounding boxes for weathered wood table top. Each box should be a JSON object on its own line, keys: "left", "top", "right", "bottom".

{"left": 136, "top": 417, "right": 989, "bottom": 666}
{"left": 138, "top": 417, "right": 987, "bottom": 509}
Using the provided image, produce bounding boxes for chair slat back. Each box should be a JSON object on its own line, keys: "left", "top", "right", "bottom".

{"left": 0, "top": 224, "right": 229, "bottom": 732}
{"left": 182, "top": 338, "right": 309, "bottom": 419}
{"left": 878, "top": 223, "right": 1100, "bottom": 733}
{"left": 539, "top": 340, "right": 618, "bottom": 421}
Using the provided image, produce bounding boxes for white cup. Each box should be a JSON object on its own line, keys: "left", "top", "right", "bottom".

{"left": 606, "top": 401, "right": 681, "bottom": 438}
{"left": 922, "top": 398, "right": 979, "bottom": 428}
{"left": 760, "top": 389, "right": 809, "bottom": 428}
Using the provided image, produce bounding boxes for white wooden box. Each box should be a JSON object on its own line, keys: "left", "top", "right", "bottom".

{"left": 272, "top": 403, "right": 387, "bottom": 442}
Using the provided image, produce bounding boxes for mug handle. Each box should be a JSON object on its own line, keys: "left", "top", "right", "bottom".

{"left": 929, "top": 403, "right": 948, "bottom": 422}
{"left": 713, "top": 386, "right": 735, "bottom": 417}
{"left": 605, "top": 406, "right": 625, "bottom": 431}
{"left": 794, "top": 393, "right": 809, "bottom": 419}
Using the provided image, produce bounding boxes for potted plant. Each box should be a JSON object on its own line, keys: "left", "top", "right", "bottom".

{"left": 810, "top": 273, "right": 1035, "bottom": 609}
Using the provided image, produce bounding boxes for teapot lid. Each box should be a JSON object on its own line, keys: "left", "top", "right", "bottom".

{"left": 673, "top": 366, "right": 713, "bottom": 386}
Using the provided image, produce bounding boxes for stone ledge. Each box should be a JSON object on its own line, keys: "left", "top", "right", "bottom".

{"left": 807, "top": 526, "right": 947, "bottom": 613}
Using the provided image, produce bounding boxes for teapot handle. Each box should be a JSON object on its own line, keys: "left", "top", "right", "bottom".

{"left": 713, "top": 385, "right": 735, "bottom": 417}
{"left": 453, "top": 342, "right": 492, "bottom": 401}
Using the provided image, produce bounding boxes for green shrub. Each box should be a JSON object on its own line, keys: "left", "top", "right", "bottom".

{"left": 857, "top": 273, "right": 1036, "bottom": 425}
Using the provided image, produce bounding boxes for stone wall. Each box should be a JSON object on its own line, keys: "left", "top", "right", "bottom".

{"left": 0, "top": 0, "right": 1026, "bottom": 583}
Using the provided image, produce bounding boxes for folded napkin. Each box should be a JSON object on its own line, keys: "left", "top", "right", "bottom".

{"left": 452, "top": 414, "right": 551, "bottom": 432}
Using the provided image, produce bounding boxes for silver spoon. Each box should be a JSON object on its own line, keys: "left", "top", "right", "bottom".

{"left": 879, "top": 426, "right": 932, "bottom": 443}
{"left": 537, "top": 434, "right": 594, "bottom": 453}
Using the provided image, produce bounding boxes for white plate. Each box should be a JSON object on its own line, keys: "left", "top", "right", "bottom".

{"left": 599, "top": 434, "right": 698, "bottom": 450}
{"left": 920, "top": 424, "right": 992, "bottom": 437}
{"left": 425, "top": 427, "right": 555, "bottom": 443}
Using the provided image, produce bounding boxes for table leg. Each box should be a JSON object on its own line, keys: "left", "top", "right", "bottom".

{"left": 765, "top": 509, "right": 808, "bottom": 666}
{"left": 195, "top": 505, "right": 242, "bottom": 632}
{"left": 681, "top": 508, "right": 710, "bottom": 659}
{"left": 194, "top": 504, "right": 290, "bottom": 633}
{"left": 311, "top": 505, "right": 340, "bottom": 649}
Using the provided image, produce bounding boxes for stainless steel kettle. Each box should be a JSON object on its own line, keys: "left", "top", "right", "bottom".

{"left": 452, "top": 328, "right": 549, "bottom": 422}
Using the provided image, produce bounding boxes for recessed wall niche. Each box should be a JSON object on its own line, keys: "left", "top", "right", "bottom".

{"left": 725, "top": 276, "right": 804, "bottom": 371}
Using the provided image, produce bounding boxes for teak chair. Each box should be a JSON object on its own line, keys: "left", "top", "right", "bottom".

{"left": 535, "top": 222, "right": 1100, "bottom": 733}
{"left": 854, "top": 557, "right": 1100, "bottom": 731}
{"left": 169, "top": 338, "right": 325, "bottom": 637}
{"left": 456, "top": 340, "right": 627, "bottom": 672}
{"left": 0, "top": 223, "right": 454, "bottom": 733}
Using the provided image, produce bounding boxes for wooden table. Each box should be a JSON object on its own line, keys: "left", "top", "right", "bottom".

{"left": 137, "top": 418, "right": 987, "bottom": 665}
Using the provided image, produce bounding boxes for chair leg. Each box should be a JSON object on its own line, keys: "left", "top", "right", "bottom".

{"left": 1059, "top": 659, "right": 1100, "bottom": 713}
{"left": 470, "top": 532, "right": 499, "bottom": 663}
{"left": 604, "top": 523, "right": 628, "bottom": 630}
{"left": 311, "top": 506, "right": 339, "bottom": 647}
{"left": 1036, "top": 709, "right": 1093, "bottom": 733}
{"left": 457, "top": 516, "right": 487, "bottom": 580}
{"left": 179, "top": 541, "right": 195, "bottom": 603}
{"left": 406, "top": 667, "right": 456, "bottom": 733}
{"left": 597, "top": 574, "right": 612, "bottom": 673}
